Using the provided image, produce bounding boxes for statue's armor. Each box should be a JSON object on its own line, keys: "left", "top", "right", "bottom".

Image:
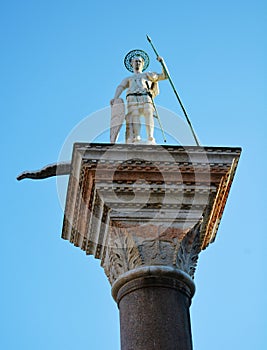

{"left": 119, "top": 72, "right": 163, "bottom": 114}
{"left": 127, "top": 72, "right": 155, "bottom": 95}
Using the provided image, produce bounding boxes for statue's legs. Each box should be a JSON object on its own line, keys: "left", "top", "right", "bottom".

{"left": 132, "top": 111, "right": 141, "bottom": 142}
{"left": 144, "top": 104, "right": 155, "bottom": 143}
{"left": 125, "top": 114, "right": 134, "bottom": 144}
{"left": 128, "top": 102, "right": 155, "bottom": 143}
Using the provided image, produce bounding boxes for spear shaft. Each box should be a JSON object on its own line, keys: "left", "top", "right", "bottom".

{"left": 146, "top": 35, "right": 200, "bottom": 146}
{"left": 152, "top": 98, "right": 167, "bottom": 143}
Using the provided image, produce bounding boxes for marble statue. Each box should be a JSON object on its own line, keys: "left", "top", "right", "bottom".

{"left": 110, "top": 49, "right": 167, "bottom": 144}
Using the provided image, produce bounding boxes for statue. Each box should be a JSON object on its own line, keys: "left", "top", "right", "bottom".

{"left": 110, "top": 49, "right": 167, "bottom": 144}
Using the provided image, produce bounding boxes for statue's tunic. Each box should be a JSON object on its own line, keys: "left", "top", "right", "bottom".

{"left": 119, "top": 72, "right": 166, "bottom": 115}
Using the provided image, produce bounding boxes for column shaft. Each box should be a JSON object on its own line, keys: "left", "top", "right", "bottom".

{"left": 114, "top": 269, "right": 195, "bottom": 350}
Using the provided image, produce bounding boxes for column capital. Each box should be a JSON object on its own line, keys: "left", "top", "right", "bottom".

{"left": 101, "top": 220, "right": 202, "bottom": 286}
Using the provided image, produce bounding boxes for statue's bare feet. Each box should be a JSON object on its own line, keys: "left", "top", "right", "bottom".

{"left": 133, "top": 136, "right": 141, "bottom": 143}
{"left": 147, "top": 137, "right": 156, "bottom": 145}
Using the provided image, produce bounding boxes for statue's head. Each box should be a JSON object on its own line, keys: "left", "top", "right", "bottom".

{"left": 130, "top": 56, "right": 144, "bottom": 72}
{"left": 124, "top": 49, "right": 149, "bottom": 73}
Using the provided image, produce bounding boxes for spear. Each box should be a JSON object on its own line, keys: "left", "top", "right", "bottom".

{"left": 152, "top": 97, "right": 167, "bottom": 143}
{"left": 146, "top": 35, "right": 200, "bottom": 146}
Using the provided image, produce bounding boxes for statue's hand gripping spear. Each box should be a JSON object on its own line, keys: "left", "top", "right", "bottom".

{"left": 147, "top": 35, "right": 200, "bottom": 146}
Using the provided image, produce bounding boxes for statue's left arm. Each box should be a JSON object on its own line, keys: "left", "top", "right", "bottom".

{"left": 147, "top": 58, "right": 167, "bottom": 82}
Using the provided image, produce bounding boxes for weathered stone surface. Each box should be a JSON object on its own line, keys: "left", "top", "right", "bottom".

{"left": 62, "top": 143, "right": 241, "bottom": 285}
{"left": 101, "top": 221, "right": 202, "bottom": 285}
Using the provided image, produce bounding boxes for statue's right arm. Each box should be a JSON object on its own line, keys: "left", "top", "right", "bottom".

{"left": 114, "top": 85, "right": 125, "bottom": 99}
{"left": 110, "top": 78, "right": 129, "bottom": 105}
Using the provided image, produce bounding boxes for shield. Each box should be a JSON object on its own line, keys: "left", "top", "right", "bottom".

{"left": 110, "top": 98, "right": 125, "bottom": 143}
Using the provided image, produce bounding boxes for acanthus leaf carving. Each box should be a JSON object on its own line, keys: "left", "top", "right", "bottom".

{"left": 102, "top": 221, "right": 204, "bottom": 285}
{"left": 101, "top": 224, "right": 143, "bottom": 284}
{"left": 176, "top": 220, "right": 203, "bottom": 278}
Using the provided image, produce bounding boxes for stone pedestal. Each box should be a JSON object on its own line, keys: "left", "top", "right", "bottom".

{"left": 62, "top": 143, "right": 241, "bottom": 349}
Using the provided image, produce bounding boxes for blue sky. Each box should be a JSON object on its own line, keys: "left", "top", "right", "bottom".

{"left": 1, "top": 0, "right": 266, "bottom": 349}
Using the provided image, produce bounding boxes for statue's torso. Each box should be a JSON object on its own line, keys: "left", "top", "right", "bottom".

{"left": 127, "top": 73, "right": 149, "bottom": 94}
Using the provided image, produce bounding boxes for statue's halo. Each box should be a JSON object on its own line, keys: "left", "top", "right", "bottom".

{"left": 124, "top": 49, "right": 150, "bottom": 72}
